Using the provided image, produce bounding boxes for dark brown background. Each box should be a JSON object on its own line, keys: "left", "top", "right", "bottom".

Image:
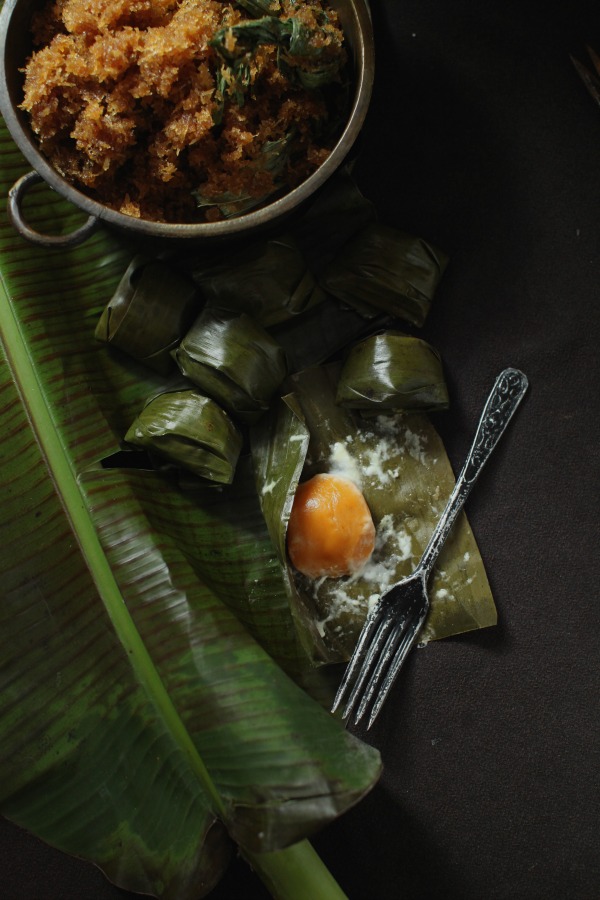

{"left": 1, "top": 0, "right": 599, "bottom": 897}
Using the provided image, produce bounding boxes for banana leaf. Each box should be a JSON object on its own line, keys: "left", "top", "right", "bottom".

{"left": 123, "top": 381, "right": 244, "bottom": 483}
{"left": 251, "top": 365, "right": 497, "bottom": 661}
{"left": 335, "top": 330, "right": 450, "bottom": 412}
{"left": 95, "top": 254, "right": 200, "bottom": 375}
{"left": 187, "top": 234, "right": 325, "bottom": 328}
{"left": 0, "top": 130, "right": 382, "bottom": 898}
{"left": 174, "top": 308, "right": 287, "bottom": 424}
{"left": 319, "top": 222, "right": 450, "bottom": 326}
{"left": 249, "top": 393, "right": 333, "bottom": 664}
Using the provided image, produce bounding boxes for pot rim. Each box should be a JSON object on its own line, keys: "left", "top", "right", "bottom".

{"left": 0, "top": 0, "right": 374, "bottom": 242}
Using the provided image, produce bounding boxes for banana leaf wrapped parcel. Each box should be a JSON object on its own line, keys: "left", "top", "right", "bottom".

{"left": 320, "top": 222, "right": 449, "bottom": 326}
{"left": 124, "top": 382, "right": 243, "bottom": 484}
{"left": 95, "top": 255, "right": 199, "bottom": 374}
{"left": 336, "top": 331, "right": 450, "bottom": 412}
{"left": 174, "top": 308, "right": 288, "bottom": 423}
{"left": 182, "top": 178, "right": 447, "bottom": 332}
{"left": 188, "top": 234, "right": 326, "bottom": 328}
{"left": 97, "top": 174, "right": 449, "bottom": 402}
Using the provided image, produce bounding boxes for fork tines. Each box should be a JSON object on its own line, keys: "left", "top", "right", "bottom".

{"left": 332, "top": 580, "right": 428, "bottom": 730}
{"left": 331, "top": 606, "right": 396, "bottom": 723}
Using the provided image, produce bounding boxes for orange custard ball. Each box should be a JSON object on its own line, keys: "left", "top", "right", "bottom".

{"left": 287, "top": 473, "right": 376, "bottom": 579}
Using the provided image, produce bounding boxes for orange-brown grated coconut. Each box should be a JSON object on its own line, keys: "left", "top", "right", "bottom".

{"left": 21, "top": 0, "right": 347, "bottom": 222}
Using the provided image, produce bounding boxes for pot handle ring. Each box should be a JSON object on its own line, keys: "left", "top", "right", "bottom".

{"left": 8, "top": 171, "right": 100, "bottom": 248}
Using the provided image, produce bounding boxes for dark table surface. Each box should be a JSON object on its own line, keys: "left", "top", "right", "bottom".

{"left": 1, "top": 0, "right": 599, "bottom": 898}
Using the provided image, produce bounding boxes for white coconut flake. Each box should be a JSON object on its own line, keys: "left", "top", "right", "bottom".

{"left": 404, "top": 427, "right": 427, "bottom": 464}
{"left": 329, "top": 441, "right": 362, "bottom": 486}
{"left": 374, "top": 413, "right": 404, "bottom": 436}
{"left": 361, "top": 435, "right": 403, "bottom": 484}
{"left": 367, "top": 594, "right": 380, "bottom": 614}
{"left": 261, "top": 478, "right": 279, "bottom": 495}
{"left": 317, "top": 582, "right": 368, "bottom": 634}
{"left": 396, "top": 530, "right": 413, "bottom": 561}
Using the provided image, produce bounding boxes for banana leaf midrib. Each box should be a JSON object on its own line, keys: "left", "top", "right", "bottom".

{"left": 0, "top": 270, "right": 227, "bottom": 819}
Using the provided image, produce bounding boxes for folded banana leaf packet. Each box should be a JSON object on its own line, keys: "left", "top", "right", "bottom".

{"left": 95, "top": 255, "right": 200, "bottom": 375}
{"left": 124, "top": 382, "right": 243, "bottom": 485}
{"left": 320, "top": 222, "right": 449, "bottom": 326}
{"left": 98, "top": 174, "right": 494, "bottom": 664}
{"left": 174, "top": 307, "right": 288, "bottom": 423}
{"left": 189, "top": 234, "right": 326, "bottom": 328}
{"left": 336, "top": 331, "right": 450, "bottom": 412}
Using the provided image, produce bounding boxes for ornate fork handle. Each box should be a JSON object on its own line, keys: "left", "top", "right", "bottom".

{"left": 418, "top": 368, "right": 528, "bottom": 581}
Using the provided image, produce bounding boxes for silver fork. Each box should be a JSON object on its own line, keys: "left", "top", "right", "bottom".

{"left": 332, "top": 367, "right": 529, "bottom": 730}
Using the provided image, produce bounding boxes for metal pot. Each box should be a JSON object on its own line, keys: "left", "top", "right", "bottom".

{"left": 0, "top": 0, "right": 374, "bottom": 248}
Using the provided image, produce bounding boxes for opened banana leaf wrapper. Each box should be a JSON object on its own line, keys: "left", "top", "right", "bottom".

{"left": 251, "top": 364, "right": 495, "bottom": 662}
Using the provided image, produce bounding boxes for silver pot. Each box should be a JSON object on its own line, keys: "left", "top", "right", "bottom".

{"left": 0, "top": 0, "right": 374, "bottom": 248}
